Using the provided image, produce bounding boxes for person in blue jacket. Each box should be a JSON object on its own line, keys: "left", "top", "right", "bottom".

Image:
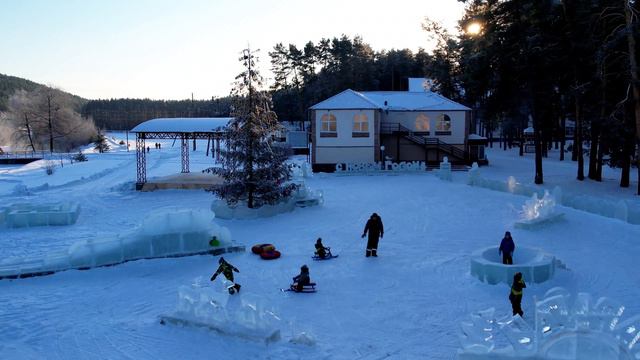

{"left": 499, "top": 231, "right": 515, "bottom": 264}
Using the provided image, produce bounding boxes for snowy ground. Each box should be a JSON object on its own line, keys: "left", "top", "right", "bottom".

{"left": 1, "top": 135, "right": 639, "bottom": 359}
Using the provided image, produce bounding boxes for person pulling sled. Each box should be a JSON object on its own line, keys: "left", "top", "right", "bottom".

{"left": 210, "top": 257, "right": 241, "bottom": 294}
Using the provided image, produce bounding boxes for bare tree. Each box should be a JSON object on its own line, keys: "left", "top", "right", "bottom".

{"left": 4, "top": 87, "right": 97, "bottom": 152}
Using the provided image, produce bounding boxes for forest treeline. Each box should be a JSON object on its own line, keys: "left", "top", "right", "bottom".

{"left": 81, "top": 97, "right": 233, "bottom": 130}
{"left": 446, "top": 0, "right": 640, "bottom": 192}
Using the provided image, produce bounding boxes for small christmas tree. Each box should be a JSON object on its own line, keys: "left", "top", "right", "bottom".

{"left": 205, "top": 48, "right": 296, "bottom": 208}
{"left": 93, "top": 131, "right": 110, "bottom": 153}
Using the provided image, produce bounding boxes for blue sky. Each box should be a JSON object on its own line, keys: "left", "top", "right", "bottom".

{"left": 0, "top": 0, "right": 466, "bottom": 100}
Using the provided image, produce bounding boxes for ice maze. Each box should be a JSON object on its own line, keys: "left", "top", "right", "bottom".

{"left": 467, "top": 163, "right": 640, "bottom": 225}
{"left": 0, "top": 208, "right": 240, "bottom": 279}
{"left": 0, "top": 202, "right": 80, "bottom": 228}
{"left": 470, "top": 246, "right": 556, "bottom": 285}
{"left": 458, "top": 287, "right": 640, "bottom": 360}
{"left": 160, "top": 284, "right": 282, "bottom": 343}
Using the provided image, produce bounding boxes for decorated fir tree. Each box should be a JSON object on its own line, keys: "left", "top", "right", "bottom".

{"left": 206, "top": 48, "right": 296, "bottom": 209}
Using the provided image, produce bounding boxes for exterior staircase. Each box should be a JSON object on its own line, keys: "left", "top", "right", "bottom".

{"left": 381, "top": 123, "right": 470, "bottom": 164}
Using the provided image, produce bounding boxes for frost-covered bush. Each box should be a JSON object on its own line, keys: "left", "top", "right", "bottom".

{"left": 71, "top": 151, "right": 87, "bottom": 162}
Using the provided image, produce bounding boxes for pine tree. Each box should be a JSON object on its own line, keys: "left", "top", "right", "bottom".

{"left": 207, "top": 48, "right": 297, "bottom": 209}
{"left": 93, "top": 131, "right": 110, "bottom": 153}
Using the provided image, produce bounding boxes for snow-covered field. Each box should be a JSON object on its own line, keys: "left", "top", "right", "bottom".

{"left": 1, "top": 135, "right": 639, "bottom": 359}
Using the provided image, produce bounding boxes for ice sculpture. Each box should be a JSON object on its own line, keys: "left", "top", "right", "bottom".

{"left": 470, "top": 246, "right": 556, "bottom": 285}
{"left": 468, "top": 162, "right": 480, "bottom": 186}
{"left": 2, "top": 202, "right": 80, "bottom": 227}
{"left": 437, "top": 157, "right": 452, "bottom": 181}
{"left": 458, "top": 287, "right": 640, "bottom": 360}
{"left": 0, "top": 208, "right": 240, "bottom": 279}
{"left": 160, "top": 285, "right": 281, "bottom": 343}
{"left": 515, "top": 191, "right": 564, "bottom": 229}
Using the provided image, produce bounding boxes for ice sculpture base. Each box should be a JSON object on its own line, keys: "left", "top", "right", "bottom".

{"left": 470, "top": 246, "right": 556, "bottom": 285}
{"left": 515, "top": 213, "right": 565, "bottom": 229}
{"left": 160, "top": 286, "right": 282, "bottom": 344}
{"left": 2, "top": 202, "right": 80, "bottom": 227}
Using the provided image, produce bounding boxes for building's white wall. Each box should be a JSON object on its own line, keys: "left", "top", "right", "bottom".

{"left": 315, "top": 146, "right": 374, "bottom": 163}
{"left": 314, "top": 109, "right": 376, "bottom": 163}
{"left": 383, "top": 111, "right": 467, "bottom": 144}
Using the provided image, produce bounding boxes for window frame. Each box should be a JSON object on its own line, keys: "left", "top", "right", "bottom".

{"left": 320, "top": 113, "right": 337, "bottom": 137}
{"left": 435, "top": 114, "right": 452, "bottom": 135}
{"left": 414, "top": 114, "right": 430, "bottom": 135}
{"left": 352, "top": 113, "right": 370, "bottom": 137}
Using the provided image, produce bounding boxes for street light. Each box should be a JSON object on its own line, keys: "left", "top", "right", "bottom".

{"left": 380, "top": 145, "right": 386, "bottom": 170}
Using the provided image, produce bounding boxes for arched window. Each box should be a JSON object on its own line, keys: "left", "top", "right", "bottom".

{"left": 435, "top": 114, "right": 451, "bottom": 135}
{"left": 320, "top": 113, "right": 337, "bottom": 137}
{"left": 353, "top": 113, "right": 368, "bottom": 131}
{"left": 415, "top": 114, "right": 430, "bottom": 132}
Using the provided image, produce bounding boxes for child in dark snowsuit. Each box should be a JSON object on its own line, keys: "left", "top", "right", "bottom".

{"left": 315, "top": 238, "right": 331, "bottom": 259}
{"left": 210, "top": 257, "right": 241, "bottom": 293}
{"left": 362, "top": 213, "right": 384, "bottom": 257}
{"left": 509, "top": 272, "right": 526, "bottom": 317}
{"left": 499, "top": 231, "right": 515, "bottom": 265}
{"left": 292, "top": 265, "right": 311, "bottom": 292}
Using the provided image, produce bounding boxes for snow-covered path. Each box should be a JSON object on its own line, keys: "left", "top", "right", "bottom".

{"left": 1, "top": 141, "right": 640, "bottom": 359}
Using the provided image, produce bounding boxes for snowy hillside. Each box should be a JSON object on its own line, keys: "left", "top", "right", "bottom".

{"left": 0, "top": 134, "right": 639, "bottom": 359}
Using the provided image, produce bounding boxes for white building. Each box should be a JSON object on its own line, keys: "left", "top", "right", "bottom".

{"left": 309, "top": 79, "right": 485, "bottom": 172}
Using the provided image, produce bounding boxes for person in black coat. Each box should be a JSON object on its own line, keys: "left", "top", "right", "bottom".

{"left": 499, "top": 231, "right": 515, "bottom": 265}
{"left": 362, "top": 213, "right": 384, "bottom": 257}
{"left": 315, "top": 238, "right": 330, "bottom": 259}
{"left": 509, "top": 272, "right": 526, "bottom": 317}
{"left": 292, "top": 265, "right": 311, "bottom": 292}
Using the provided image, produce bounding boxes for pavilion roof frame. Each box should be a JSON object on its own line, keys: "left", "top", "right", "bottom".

{"left": 133, "top": 117, "right": 231, "bottom": 190}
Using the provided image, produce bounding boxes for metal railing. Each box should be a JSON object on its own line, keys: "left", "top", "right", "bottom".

{"left": 0, "top": 150, "right": 82, "bottom": 161}
{"left": 0, "top": 150, "right": 47, "bottom": 159}
{"left": 380, "top": 122, "right": 469, "bottom": 161}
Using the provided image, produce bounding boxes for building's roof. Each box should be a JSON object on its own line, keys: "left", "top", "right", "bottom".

{"left": 131, "top": 118, "right": 232, "bottom": 133}
{"left": 468, "top": 134, "right": 487, "bottom": 140}
{"left": 309, "top": 89, "right": 380, "bottom": 110}
{"left": 310, "top": 89, "right": 470, "bottom": 111}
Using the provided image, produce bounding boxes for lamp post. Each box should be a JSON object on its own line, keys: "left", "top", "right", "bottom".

{"left": 380, "top": 145, "right": 385, "bottom": 170}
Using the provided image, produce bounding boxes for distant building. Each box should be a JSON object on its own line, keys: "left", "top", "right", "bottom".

{"left": 309, "top": 78, "right": 486, "bottom": 171}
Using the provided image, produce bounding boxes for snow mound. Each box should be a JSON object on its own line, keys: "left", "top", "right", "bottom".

{"left": 160, "top": 285, "right": 281, "bottom": 344}
{"left": 2, "top": 202, "right": 80, "bottom": 228}
{"left": 289, "top": 332, "right": 316, "bottom": 346}
{"left": 212, "top": 180, "right": 322, "bottom": 219}
{"left": 458, "top": 287, "right": 640, "bottom": 359}
{"left": 470, "top": 246, "right": 556, "bottom": 285}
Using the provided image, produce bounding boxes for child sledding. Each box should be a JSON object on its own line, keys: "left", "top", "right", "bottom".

{"left": 283, "top": 265, "right": 316, "bottom": 293}
{"left": 312, "top": 238, "right": 338, "bottom": 260}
